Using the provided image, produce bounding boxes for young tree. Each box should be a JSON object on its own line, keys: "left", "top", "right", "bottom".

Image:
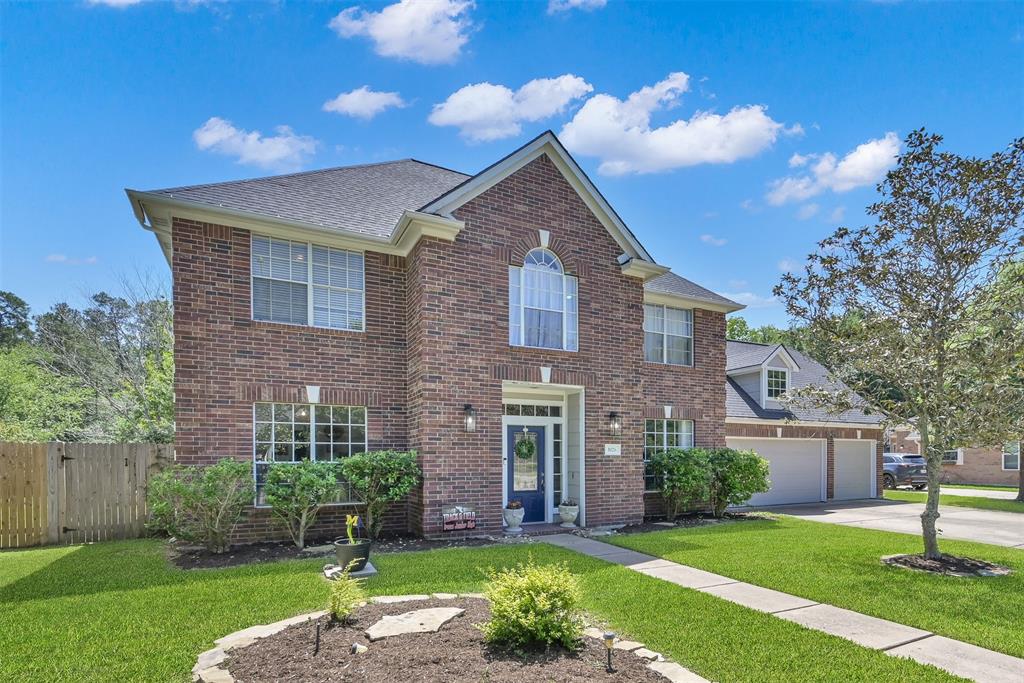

{"left": 776, "top": 130, "right": 1024, "bottom": 559}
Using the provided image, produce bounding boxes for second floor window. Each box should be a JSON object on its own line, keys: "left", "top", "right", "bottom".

{"left": 644, "top": 304, "right": 693, "bottom": 365}
{"left": 509, "top": 248, "right": 578, "bottom": 351}
{"left": 766, "top": 369, "right": 788, "bottom": 398}
{"left": 251, "top": 235, "right": 365, "bottom": 331}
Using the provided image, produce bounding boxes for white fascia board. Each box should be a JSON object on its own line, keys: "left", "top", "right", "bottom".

{"left": 421, "top": 132, "right": 656, "bottom": 263}
{"left": 766, "top": 345, "right": 801, "bottom": 371}
{"left": 726, "top": 365, "right": 762, "bottom": 376}
{"left": 726, "top": 417, "right": 884, "bottom": 429}
{"left": 645, "top": 290, "right": 746, "bottom": 314}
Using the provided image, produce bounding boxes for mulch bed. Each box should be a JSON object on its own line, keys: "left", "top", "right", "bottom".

{"left": 226, "top": 597, "right": 664, "bottom": 682}
{"left": 615, "top": 511, "right": 772, "bottom": 535}
{"left": 882, "top": 553, "right": 1012, "bottom": 577}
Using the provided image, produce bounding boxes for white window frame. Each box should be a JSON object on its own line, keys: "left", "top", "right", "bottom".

{"left": 509, "top": 248, "right": 578, "bottom": 352}
{"left": 251, "top": 234, "right": 366, "bottom": 333}
{"left": 643, "top": 304, "right": 694, "bottom": 367}
{"left": 1002, "top": 441, "right": 1020, "bottom": 471}
{"left": 643, "top": 418, "right": 695, "bottom": 492}
{"left": 941, "top": 448, "right": 963, "bottom": 465}
{"left": 765, "top": 368, "right": 789, "bottom": 400}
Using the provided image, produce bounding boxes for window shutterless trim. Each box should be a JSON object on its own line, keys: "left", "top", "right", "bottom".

{"left": 643, "top": 304, "right": 694, "bottom": 366}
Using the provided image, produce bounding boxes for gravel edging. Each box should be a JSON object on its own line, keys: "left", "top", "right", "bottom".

{"left": 192, "top": 594, "right": 706, "bottom": 683}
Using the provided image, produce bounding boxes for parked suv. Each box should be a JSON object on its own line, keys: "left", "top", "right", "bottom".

{"left": 882, "top": 453, "right": 928, "bottom": 489}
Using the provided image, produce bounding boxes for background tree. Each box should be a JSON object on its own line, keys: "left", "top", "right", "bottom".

{"left": 0, "top": 344, "right": 92, "bottom": 441}
{"left": 0, "top": 291, "right": 32, "bottom": 347}
{"left": 776, "top": 130, "right": 1024, "bottom": 560}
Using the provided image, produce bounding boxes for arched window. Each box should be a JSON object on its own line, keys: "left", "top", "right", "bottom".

{"left": 509, "top": 248, "right": 578, "bottom": 351}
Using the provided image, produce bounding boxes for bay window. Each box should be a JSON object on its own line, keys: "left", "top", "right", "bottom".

{"left": 643, "top": 418, "right": 695, "bottom": 491}
{"left": 644, "top": 304, "right": 693, "bottom": 366}
{"left": 509, "top": 248, "right": 578, "bottom": 351}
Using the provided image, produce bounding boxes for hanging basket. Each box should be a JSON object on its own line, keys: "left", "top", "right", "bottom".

{"left": 514, "top": 437, "right": 536, "bottom": 460}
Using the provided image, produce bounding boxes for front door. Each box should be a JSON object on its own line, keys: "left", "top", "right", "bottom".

{"left": 507, "top": 425, "right": 546, "bottom": 523}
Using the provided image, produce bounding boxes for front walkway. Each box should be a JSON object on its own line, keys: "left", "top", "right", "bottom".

{"left": 542, "top": 534, "right": 1024, "bottom": 683}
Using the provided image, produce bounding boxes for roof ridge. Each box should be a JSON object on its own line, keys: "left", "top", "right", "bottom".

{"left": 726, "top": 339, "right": 775, "bottom": 346}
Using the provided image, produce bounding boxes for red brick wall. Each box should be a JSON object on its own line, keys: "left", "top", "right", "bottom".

{"left": 942, "top": 447, "right": 1019, "bottom": 486}
{"left": 887, "top": 429, "right": 920, "bottom": 454}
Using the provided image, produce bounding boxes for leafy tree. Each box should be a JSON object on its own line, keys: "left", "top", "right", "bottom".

{"left": 651, "top": 448, "right": 711, "bottom": 520}
{"left": 339, "top": 450, "right": 421, "bottom": 539}
{"left": 0, "top": 291, "right": 31, "bottom": 347}
{"left": 776, "top": 130, "right": 1024, "bottom": 559}
{"left": 263, "top": 460, "right": 342, "bottom": 549}
{"left": 0, "top": 344, "right": 92, "bottom": 441}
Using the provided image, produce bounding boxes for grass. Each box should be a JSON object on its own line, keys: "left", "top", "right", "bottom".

{"left": 939, "top": 483, "right": 1019, "bottom": 492}
{"left": 609, "top": 516, "right": 1024, "bottom": 659}
{"left": 0, "top": 539, "right": 966, "bottom": 683}
{"left": 885, "top": 489, "right": 1024, "bottom": 513}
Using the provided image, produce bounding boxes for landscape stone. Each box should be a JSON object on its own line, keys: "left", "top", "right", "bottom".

{"left": 197, "top": 666, "right": 234, "bottom": 683}
{"left": 323, "top": 562, "right": 378, "bottom": 580}
{"left": 582, "top": 627, "right": 605, "bottom": 640}
{"left": 365, "top": 607, "right": 465, "bottom": 641}
{"left": 192, "top": 649, "right": 226, "bottom": 674}
{"left": 459, "top": 592, "right": 486, "bottom": 599}
{"left": 431, "top": 593, "right": 458, "bottom": 599}
{"left": 351, "top": 643, "right": 368, "bottom": 654}
{"left": 301, "top": 544, "right": 333, "bottom": 554}
{"left": 613, "top": 639, "right": 644, "bottom": 651}
{"left": 647, "top": 660, "right": 709, "bottom": 682}
{"left": 633, "top": 648, "right": 663, "bottom": 661}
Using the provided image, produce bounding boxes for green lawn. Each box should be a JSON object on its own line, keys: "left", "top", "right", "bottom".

{"left": 609, "top": 516, "right": 1024, "bottom": 659}
{"left": 885, "top": 489, "right": 1024, "bottom": 513}
{"left": 0, "top": 539, "right": 964, "bottom": 683}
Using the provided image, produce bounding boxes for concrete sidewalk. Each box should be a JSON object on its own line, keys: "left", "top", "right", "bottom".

{"left": 543, "top": 533, "right": 1024, "bottom": 683}
{"left": 940, "top": 486, "right": 1019, "bottom": 500}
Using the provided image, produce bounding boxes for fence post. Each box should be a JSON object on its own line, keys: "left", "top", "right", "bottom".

{"left": 46, "top": 443, "right": 62, "bottom": 545}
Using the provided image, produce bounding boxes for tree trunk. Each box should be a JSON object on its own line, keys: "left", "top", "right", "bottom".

{"left": 297, "top": 509, "right": 307, "bottom": 549}
{"left": 918, "top": 419, "right": 942, "bottom": 560}
{"left": 1017, "top": 459, "right": 1024, "bottom": 502}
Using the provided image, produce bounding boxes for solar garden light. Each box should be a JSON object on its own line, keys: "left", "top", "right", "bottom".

{"left": 603, "top": 631, "right": 616, "bottom": 672}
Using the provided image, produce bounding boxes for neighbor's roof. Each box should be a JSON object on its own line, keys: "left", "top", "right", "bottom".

{"left": 725, "top": 340, "right": 883, "bottom": 425}
{"left": 144, "top": 160, "right": 470, "bottom": 240}
{"left": 644, "top": 272, "right": 741, "bottom": 309}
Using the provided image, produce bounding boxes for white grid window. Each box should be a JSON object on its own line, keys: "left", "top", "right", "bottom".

{"left": 252, "top": 235, "right": 364, "bottom": 331}
{"left": 644, "top": 305, "right": 693, "bottom": 366}
{"left": 643, "top": 419, "right": 695, "bottom": 491}
{"left": 942, "top": 450, "right": 960, "bottom": 464}
{"left": 509, "top": 248, "right": 578, "bottom": 351}
{"left": 766, "top": 369, "right": 788, "bottom": 398}
{"left": 1002, "top": 441, "right": 1019, "bottom": 470}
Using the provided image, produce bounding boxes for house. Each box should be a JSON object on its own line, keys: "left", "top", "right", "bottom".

{"left": 126, "top": 131, "right": 749, "bottom": 540}
{"left": 724, "top": 341, "right": 884, "bottom": 505}
{"left": 887, "top": 429, "right": 1020, "bottom": 487}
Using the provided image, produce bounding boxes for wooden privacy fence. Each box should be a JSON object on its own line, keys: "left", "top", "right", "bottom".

{"left": 0, "top": 442, "right": 171, "bottom": 549}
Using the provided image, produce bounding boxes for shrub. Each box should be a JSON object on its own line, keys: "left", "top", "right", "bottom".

{"left": 707, "top": 447, "right": 771, "bottom": 517}
{"left": 651, "top": 448, "right": 711, "bottom": 520}
{"left": 146, "top": 458, "right": 253, "bottom": 553}
{"left": 263, "top": 460, "right": 341, "bottom": 549}
{"left": 328, "top": 565, "right": 367, "bottom": 623}
{"left": 339, "top": 450, "right": 421, "bottom": 539}
{"left": 480, "top": 558, "right": 583, "bottom": 650}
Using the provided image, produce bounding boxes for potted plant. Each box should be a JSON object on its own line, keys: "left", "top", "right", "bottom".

{"left": 558, "top": 498, "right": 579, "bottom": 528}
{"left": 334, "top": 514, "right": 371, "bottom": 572}
{"left": 502, "top": 499, "right": 525, "bottom": 534}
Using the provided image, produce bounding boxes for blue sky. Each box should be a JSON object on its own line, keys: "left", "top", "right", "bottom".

{"left": 2, "top": 1, "right": 1021, "bottom": 327}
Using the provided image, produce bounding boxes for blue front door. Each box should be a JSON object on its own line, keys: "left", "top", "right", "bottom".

{"left": 507, "top": 425, "right": 546, "bottom": 523}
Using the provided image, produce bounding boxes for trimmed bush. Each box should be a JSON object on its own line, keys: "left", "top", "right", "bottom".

{"left": 328, "top": 566, "right": 367, "bottom": 623}
{"left": 339, "top": 450, "right": 420, "bottom": 539}
{"left": 651, "top": 448, "right": 711, "bottom": 520}
{"left": 264, "top": 460, "right": 341, "bottom": 549}
{"left": 708, "top": 447, "right": 771, "bottom": 518}
{"left": 146, "top": 458, "right": 253, "bottom": 554}
{"left": 480, "top": 558, "right": 583, "bottom": 650}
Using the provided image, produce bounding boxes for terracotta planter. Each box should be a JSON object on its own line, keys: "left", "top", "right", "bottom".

{"left": 333, "top": 538, "right": 371, "bottom": 572}
{"left": 502, "top": 507, "right": 525, "bottom": 534}
{"left": 558, "top": 505, "right": 579, "bottom": 528}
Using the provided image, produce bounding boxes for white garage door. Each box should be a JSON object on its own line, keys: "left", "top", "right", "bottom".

{"left": 726, "top": 438, "right": 824, "bottom": 506}
{"left": 834, "top": 440, "right": 875, "bottom": 500}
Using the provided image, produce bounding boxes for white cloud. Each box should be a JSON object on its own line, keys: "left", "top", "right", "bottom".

{"left": 559, "top": 72, "right": 789, "bottom": 175}
{"left": 777, "top": 258, "right": 799, "bottom": 273}
{"left": 192, "top": 117, "right": 318, "bottom": 171}
{"left": 548, "top": 0, "right": 606, "bottom": 13}
{"left": 86, "top": 0, "right": 143, "bottom": 6}
{"left": 429, "top": 74, "right": 592, "bottom": 141}
{"left": 721, "top": 291, "right": 778, "bottom": 309}
{"left": 728, "top": 279, "right": 748, "bottom": 289}
{"left": 796, "top": 203, "right": 819, "bottom": 220}
{"left": 46, "top": 254, "right": 98, "bottom": 265}
{"left": 700, "top": 233, "right": 727, "bottom": 247}
{"left": 829, "top": 206, "right": 846, "bottom": 222}
{"left": 323, "top": 86, "right": 407, "bottom": 120}
{"left": 766, "top": 132, "right": 900, "bottom": 205}
{"left": 329, "top": 0, "right": 474, "bottom": 66}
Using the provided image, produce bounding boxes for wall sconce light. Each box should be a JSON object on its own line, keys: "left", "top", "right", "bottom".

{"left": 464, "top": 404, "right": 477, "bottom": 432}
{"left": 608, "top": 412, "right": 622, "bottom": 436}
{"left": 603, "top": 631, "right": 616, "bottom": 672}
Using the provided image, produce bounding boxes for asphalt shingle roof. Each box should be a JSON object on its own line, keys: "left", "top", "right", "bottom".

{"left": 644, "top": 272, "right": 740, "bottom": 308}
{"left": 725, "top": 340, "right": 882, "bottom": 425}
{"left": 146, "top": 160, "right": 470, "bottom": 239}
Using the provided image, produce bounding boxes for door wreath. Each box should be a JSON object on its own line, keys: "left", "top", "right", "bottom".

{"left": 514, "top": 436, "right": 536, "bottom": 460}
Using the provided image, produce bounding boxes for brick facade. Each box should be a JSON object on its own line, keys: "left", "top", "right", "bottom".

{"left": 942, "top": 447, "right": 1019, "bottom": 487}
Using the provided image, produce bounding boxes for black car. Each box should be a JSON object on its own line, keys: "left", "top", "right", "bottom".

{"left": 882, "top": 453, "right": 928, "bottom": 489}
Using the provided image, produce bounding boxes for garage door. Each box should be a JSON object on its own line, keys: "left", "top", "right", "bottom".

{"left": 726, "top": 438, "right": 824, "bottom": 506}
{"left": 834, "top": 440, "right": 874, "bottom": 500}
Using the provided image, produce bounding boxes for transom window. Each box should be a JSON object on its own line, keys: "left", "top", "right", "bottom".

{"left": 252, "top": 235, "right": 365, "bottom": 331}
{"left": 503, "top": 404, "right": 562, "bottom": 417}
{"left": 644, "top": 305, "right": 693, "bottom": 366}
{"left": 509, "top": 248, "right": 578, "bottom": 351}
{"left": 1003, "top": 441, "right": 1020, "bottom": 471}
{"left": 766, "top": 369, "right": 788, "bottom": 399}
{"left": 643, "top": 419, "right": 695, "bottom": 491}
{"left": 253, "top": 402, "right": 367, "bottom": 504}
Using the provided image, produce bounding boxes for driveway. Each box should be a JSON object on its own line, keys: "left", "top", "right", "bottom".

{"left": 754, "top": 499, "right": 1024, "bottom": 548}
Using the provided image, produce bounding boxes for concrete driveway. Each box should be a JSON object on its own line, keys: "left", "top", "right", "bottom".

{"left": 755, "top": 498, "right": 1024, "bottom": 548}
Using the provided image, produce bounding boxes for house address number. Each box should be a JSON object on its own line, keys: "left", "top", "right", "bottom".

{"left": 604, "top": 444, "right": 622, "bottom": 456}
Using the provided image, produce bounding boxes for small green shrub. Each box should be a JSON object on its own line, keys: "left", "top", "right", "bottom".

{"left": 264, "top": 460, "right": 341, "bottom": 549}
{"left": 480, "top": 558, "right": 583, "bottom": 650}
{"left": 339, "top": 450, "right": 421, "bottom": 539}
{"left": 708, "top": 448, "right": 771, "bottom": 517}
{"left": 328, "top": 565, "right": 367, "bottom": 623}
{"left": 651, "top": 448, "right": 711, "bottom": 520}
{"left": 146, "top": 458, "right": 254, "bottom": 554}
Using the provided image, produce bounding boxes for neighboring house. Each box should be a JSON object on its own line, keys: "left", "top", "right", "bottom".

{"left": 126, "top": 131, "right": 746, "bottom": 540}
{"left": 725, "top": 341, "right": 884, "bottom": 505}
{"left": 886, "top": 429, "right": 1021, "bottom": 487}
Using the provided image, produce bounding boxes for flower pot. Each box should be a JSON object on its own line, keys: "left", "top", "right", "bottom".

{"left": 502, "top": 507, "right": 525, "bottom": 534}
{"left": 558, "top": 505, "right": 579, "bottom": 528}
{"left": 333, "top": 538, "right": 371, "bottom": 572}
